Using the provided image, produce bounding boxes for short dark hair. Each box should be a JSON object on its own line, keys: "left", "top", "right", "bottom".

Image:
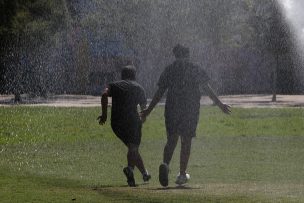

{"left": 121, "top": 65, "right": 136, "bottom": 80}
{"left": 172, "top": 44, "right": 189, "bottom": 58}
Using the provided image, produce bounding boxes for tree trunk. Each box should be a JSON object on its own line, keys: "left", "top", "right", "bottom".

{"left": 272, "top": 54, "right": 278, "bottom": 102}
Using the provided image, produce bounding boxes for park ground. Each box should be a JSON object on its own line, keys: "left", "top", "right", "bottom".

{"left": 0, "top": 95, "right": 304, "bottom": 202}
{"left": 1, "top": 94, "right": 304, "bottom": 107}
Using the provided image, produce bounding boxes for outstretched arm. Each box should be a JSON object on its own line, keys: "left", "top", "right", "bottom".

{"left": 202, "top": 83, "right": 231, "bottom": 114}
{"left": 97, "top": 88, "right": 109, "bottom": 125}
{"left": 141, "top": 87, "right": 166, "bottom": 118}
{"left": 139, "top": 104, "right": 147, "bottom": 123}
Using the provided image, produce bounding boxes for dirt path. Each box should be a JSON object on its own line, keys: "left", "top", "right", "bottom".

{"left": 0, "top": 94, "right": 303, "bottom": 108}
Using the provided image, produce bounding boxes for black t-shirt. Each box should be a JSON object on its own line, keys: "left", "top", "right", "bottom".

{"left": 158, "top": 59, "right": 210, "bottom": 117}
{"left": 108, "top": 80, "right": 146, "bottom": 124}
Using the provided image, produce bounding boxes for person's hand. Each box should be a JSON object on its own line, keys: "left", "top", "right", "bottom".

{"left": 140, "top": 114, "right": 146, "bottom": 123}
{"left": 219, "top": 103, "right": 231, "bottom": 114}
{"left": 97, "top": 114, "right": 107, "bottom": 125}
{"left": 140, "top": 108, "right": 151, "bottom": 122}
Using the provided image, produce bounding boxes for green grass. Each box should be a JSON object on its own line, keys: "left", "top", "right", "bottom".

{"left": 1, "top": 106, "right": 304, "bottom": 202}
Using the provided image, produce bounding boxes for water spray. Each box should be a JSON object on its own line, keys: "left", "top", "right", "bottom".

{"left": 277, "top": 0, "right": 304, "bottom": 91}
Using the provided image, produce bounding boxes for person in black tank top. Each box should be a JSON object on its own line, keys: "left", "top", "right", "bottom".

{"left": 98, "top": 65, "right": 151, "bottom": 187}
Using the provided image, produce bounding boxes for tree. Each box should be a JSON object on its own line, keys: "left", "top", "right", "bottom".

{"left": 248, "top": 0, "right": 292, "bottom": 100}
{"left": 267, "top": 8, "right": 291, "bottom": 101}
{"left": 0, "top": 0, "right": 66, "bottom": 99}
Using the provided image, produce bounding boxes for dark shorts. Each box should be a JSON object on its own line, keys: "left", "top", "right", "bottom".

{"left": 111, "top": 121, "right": 142, "bottom": 146}
{"left": 165, "top": 112, "right": 199, "bottom": 138}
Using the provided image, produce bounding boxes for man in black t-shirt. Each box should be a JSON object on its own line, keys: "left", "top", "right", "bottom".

{"left": 141, "top": 44, "right": 231, "bottom": 187}
{"left": 97, "top": 65, "right": 150, "bottom": 187}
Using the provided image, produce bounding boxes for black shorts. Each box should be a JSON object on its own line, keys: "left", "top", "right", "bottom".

{"left": 111, "top": 121, "right": 142, "bottom": 146}
{"left": 165, "top": 112, "right": 199, "bottom": 138}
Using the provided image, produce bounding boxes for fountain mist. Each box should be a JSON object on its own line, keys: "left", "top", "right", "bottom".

{"left": 277, "top": 0, "right": 304, "bottom": 91}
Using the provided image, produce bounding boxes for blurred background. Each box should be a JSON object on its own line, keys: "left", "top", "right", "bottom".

{"left": 1, "top": 0, "right": 303, "bottom": 100}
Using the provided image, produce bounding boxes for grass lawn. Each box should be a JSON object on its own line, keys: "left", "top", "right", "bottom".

{"left": 0, "top": 106, "right": 304, "bottom": 202}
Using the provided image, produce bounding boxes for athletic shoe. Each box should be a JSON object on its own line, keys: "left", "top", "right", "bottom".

{"left": 143, "top": 173, "right": 151, "bottom": 182}
{"left": 175, "top": 173, "right": 190, "bottom": 185}
{"left": 123, "top": 166, "right": 136, "bottom": 187}
{"left": 159, "top": 163, "right": 169, "bottom": 187}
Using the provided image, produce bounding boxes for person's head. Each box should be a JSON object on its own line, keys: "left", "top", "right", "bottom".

{"left": 172, "top": 44, "right": 190, "bottom": 59}
{"left": 121, "top": 65, "right": 136, "bottom": 80}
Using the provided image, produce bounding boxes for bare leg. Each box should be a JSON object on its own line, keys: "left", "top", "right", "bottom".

{"left": 127, "top": 143, "right": 146, "bottom": 175}
{"left": 180, "top": 136, "right": 192, "bottom": 175}
{"left": 163, "top": 134, "right": 179, "bottom": 165}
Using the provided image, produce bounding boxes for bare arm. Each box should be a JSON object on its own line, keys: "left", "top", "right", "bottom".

{"left": 141, "top": 87, "right": 166, "bottom": 118}
{"left": 140, "top": 104, "right": 146, "bottom": 111}
{"left": 202, "top": 83, "right": 231, "bottom": 114}
{"left": 97, "top": 88, "right": 109, "bottom": 125}
{"left": 139, "top": 103, "right": 147, "bottom": 123}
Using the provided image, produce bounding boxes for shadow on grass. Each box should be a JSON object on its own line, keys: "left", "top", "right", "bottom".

{"left": 91, "top": 184, "right": 129, "bottom": 190}
{"left": 90, "top": 181, "right": 155, "bottom": 190}
{"left": 1, "top": 169, "right": 296, "bottom": 203}
{"left": 93, "top": 185, "right": 268, "bottom": 203}
{"left": 150, "top": 185, "right": 201, "bottom": 190}
{"left": 0, "top": 168, "right": 85, "bottom": 190}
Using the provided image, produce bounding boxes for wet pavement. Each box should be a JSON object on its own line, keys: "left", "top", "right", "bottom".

{"left": 0, "top": 94, "right": 303, "bottom": 108}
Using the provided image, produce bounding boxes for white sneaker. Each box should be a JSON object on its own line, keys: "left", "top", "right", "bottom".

{"left": 175, "top": 173, "right": 190, "bottom": 185}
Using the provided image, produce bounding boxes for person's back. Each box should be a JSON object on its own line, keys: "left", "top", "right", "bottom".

{"left": 109, "top": 80, "right": 146, "bottom": 124}
{"left": 164, "top": 59, "right": 203, "bottom": 115}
